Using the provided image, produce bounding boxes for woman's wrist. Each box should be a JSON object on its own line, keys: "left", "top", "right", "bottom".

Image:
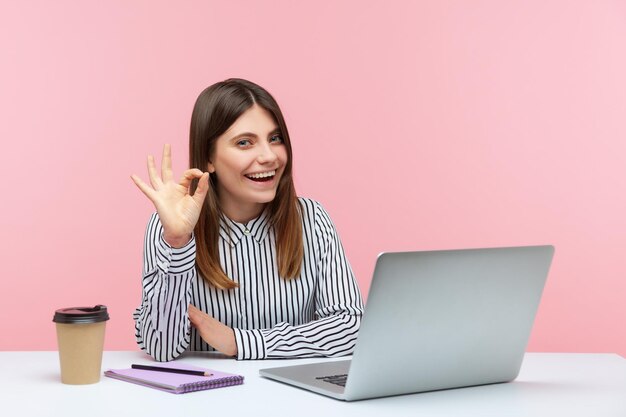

{"left": 163, "top": 233, "right": 192, "bottom": 248}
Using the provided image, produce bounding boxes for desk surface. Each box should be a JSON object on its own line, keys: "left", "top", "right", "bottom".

{"left": 2, "top": 352, "right": 624, "bottom": 417}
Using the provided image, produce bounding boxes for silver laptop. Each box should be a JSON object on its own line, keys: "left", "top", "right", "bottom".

{"left": 259, "top": 245, "right": 554, "bottom": 401}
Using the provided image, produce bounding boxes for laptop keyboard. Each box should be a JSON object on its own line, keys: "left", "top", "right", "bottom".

{"left": 316, "top": 374, "right": 348, "bottom": 387}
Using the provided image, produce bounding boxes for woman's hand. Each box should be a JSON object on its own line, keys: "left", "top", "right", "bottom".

{"left": 188, "top": 305, "right": 238, "bottom": 357}
{"left": 131, "top": 144, "right": 210, "bottom": 247}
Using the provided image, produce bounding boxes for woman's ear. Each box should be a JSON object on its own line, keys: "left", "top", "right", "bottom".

{"left": 207, "top": 162, "right": 216, "bottom": 174}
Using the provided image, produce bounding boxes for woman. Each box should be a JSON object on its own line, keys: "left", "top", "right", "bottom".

{"left": 131, "top": 78, "right": 363, "bottom": 361}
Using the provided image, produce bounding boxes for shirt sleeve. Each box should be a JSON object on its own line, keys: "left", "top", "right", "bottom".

{"left": 132, "top": 213, "right": 196, "bottom": 362}
{"left": 232, "top": 201, "right": 364, "bottom": 360}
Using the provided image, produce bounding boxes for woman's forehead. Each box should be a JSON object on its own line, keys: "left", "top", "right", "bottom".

{"left": 224, "top": 104, "right": 278, "bottom": 138}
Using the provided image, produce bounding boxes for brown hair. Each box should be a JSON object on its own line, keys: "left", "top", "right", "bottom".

{"left": 189, "top": 78, "right": 303, "bottom": 289}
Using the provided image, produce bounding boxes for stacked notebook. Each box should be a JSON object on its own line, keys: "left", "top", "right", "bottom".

{"left": 105, "top": 362, "right": 244, "bottom": 394}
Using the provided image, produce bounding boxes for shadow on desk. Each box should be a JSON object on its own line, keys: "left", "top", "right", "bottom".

{"left": 352, "top": 379, "right": 597, "bottom": 406}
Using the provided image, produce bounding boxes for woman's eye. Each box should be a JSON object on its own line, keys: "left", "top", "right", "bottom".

{"left": 237, "top": 139, "right": 251, "bottom": 147}
{"left": 270, "top": 135, "right": 283, "bottom": 143}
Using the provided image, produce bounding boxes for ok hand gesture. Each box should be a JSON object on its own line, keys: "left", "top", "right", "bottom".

{"left": 131, "top": 144, "right": 210, "bottom": 248}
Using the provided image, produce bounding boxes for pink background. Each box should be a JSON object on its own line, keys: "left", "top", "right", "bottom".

{"left": 0, "top": 1, "right": 624, "bottom": 356}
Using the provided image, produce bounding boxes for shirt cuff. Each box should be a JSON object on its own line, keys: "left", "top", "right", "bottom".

{"left": 156, "top": 232, "right": 196, "bottom": 274}
{"left": 234, "top": 328, "right": 267, "bottom": 360}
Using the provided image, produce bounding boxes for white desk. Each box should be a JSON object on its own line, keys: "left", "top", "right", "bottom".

{"left": 2, "top": 352, "right": 624, "bottom": 416}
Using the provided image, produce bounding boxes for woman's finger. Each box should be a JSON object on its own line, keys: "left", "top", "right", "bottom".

{"left": 179, "top": 168, "right": 204, "bottom": 189}
{"left": 147, "top": 155, "right": 162, "bottom": 189}
{"left": 130, "top": 174, "right": 157, "bottom": 202}
{"left": 189, "top": 304, "right": 209, "bottom": 319}
{"left": 192, "top": 172, "right": 210, "bottom": 206}
{"left": 188, "top": 306, "right": 207, "bottom": 327}
{"left": 161, "top": 144, "right": 173, "bottom": 183}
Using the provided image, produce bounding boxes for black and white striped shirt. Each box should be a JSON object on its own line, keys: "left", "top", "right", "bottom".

{"left": 133, "top": 197, "right": 364, "bottom": 361}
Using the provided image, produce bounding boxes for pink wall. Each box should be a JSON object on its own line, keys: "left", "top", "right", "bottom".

{"left": 1, "top": 1, "right": 624, "bottom": 356}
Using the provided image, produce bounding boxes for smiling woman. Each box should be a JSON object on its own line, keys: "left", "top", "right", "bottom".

{"left": 130, "top": 79, "right": 364, "bottom": 361}
{"left": 206, "top": 104, "right": 288, "bottom": 224}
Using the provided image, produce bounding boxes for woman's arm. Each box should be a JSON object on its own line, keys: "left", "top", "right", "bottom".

{"left": 133, "top": 213, "right": 196, "bottom": 362}
{"left": 130, "top": 144, "right": 209, "bottom": 361}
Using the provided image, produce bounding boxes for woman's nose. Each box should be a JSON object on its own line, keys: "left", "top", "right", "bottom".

{"left": 257, "top": 142, "right": 278, "bottom": 164}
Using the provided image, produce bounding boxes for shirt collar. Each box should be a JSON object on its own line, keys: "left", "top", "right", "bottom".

{"left": 219, "top": 207, "right": 272, "bottom": 247}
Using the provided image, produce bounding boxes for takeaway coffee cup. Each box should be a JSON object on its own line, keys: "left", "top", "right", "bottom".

{"left": 53, "top": 305, "right": 109, "bottom": 384}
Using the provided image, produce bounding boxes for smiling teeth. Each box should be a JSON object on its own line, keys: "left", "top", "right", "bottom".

{"left": 246, "top": 170, "right": 275, "bottom": 179}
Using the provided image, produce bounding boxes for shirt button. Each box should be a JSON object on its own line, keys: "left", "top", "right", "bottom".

{"left": 244, "top": 228, "right": 251, "bottom": 235}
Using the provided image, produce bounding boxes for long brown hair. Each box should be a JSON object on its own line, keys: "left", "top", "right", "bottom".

{"left": 189, "top": 78, "right": 303, "bottom": 289}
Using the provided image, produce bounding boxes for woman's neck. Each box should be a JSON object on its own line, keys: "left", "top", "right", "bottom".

{"left": 220, "top": 201, "right": 266, "bottom": 223}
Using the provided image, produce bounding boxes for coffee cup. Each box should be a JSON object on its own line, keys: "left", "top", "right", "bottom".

{"left": 53, "top": 305, "right": 110, "bottom": 384}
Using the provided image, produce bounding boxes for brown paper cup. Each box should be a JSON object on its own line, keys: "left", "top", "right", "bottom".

{"left": 53, "top": 305, "right": 109, "bottom": 385}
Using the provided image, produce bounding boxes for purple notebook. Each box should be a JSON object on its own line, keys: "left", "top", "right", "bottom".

{"left": 104, "top": 362, "right": 244, "bottom": 394}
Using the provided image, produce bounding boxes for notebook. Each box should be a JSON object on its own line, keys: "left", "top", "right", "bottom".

{"left": 104, "top": 362, "right": 244, "bottom": 394}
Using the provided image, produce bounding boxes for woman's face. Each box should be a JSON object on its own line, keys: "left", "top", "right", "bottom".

{"left": 208, "top": 104, "right": 288, "bottom": 222}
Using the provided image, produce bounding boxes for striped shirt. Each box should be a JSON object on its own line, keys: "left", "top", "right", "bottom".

{"left": 133, "top": 197, "right": 364, "bottom": 361}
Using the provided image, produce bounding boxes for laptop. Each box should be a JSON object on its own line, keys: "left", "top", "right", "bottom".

{"left": 259, "top": 245, "right": 554, "bottom": 401}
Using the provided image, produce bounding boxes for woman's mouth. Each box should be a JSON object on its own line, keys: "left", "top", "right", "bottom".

{"left": 244, "top": 170, "right": 276, "bottom": 183}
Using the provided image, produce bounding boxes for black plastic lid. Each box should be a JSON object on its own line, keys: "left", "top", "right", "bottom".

{"left": 53, "top": 305, "right": 110, "bottom": 324}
